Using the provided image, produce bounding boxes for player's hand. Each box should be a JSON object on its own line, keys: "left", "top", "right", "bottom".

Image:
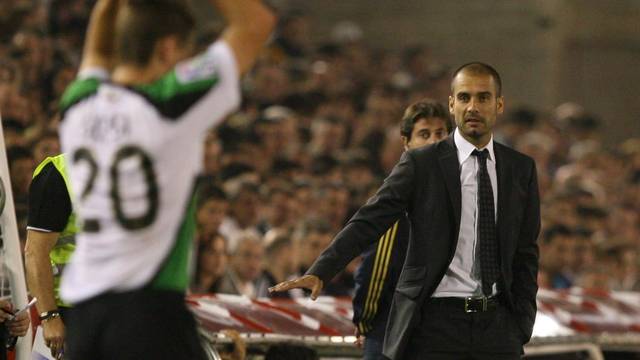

{"left": 43, "top": 316, "right": 65, "bottom": 359}
{"left": 268, "top": 275, "right": 323, "bottom": 300}
{"left": 7, "top": 310, "right": 30, "bottom": 337}
{"left": 0, "top": 300, "right": 13, "bottom": 323}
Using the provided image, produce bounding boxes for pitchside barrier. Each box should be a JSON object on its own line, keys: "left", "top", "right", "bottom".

{"left": 189, "top": 289, "right": 640, "bottom": 359}
{"left": 0, "top": 115, "right": 32, "bottom": 360}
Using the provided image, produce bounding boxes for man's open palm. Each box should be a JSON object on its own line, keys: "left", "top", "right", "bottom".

{"left": 268, "top": 275, "right": 323, "bottom": 300}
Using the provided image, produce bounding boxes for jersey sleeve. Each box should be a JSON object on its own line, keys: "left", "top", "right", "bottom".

{"left": 27, "top": 163, "right": 72, "bottom": 233}
{"left": 136, "top": 40, "right": 241, "bottom": 133}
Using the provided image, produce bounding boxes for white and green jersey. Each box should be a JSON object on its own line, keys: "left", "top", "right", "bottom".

{"left": 59, "top": 41, "right": 239, "bottom": 304}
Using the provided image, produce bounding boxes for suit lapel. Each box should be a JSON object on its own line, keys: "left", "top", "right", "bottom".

{"left": 494, "top": 143, "right": 512, "bottom": 262}
{"left": 438, "top": 137, "right": 461, "bottom": 232}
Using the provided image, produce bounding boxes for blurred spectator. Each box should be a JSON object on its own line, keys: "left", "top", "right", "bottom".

{"left": 196, "top": 183, "right": 229, "bottom": 239}
{"left": 218, "top": 234, "right": 264, "bottom": 298}
{"left": 219, "top": 182, "right": 262, "bottom": 252}
{"left": 315, "top": 184, "right": 351, "bottom": 232}
{"left": 578, "top": 264, "right": 612, "bottom": 291}
{"left": 260, "top": 185, "right": 296, "bottom": 234}
{"left": 256, "top": 231, "right": 297, "bottom": 298}
{"left": 192, "top": 232, "right": 228, "bottom": 294}
{"left": 270, "top": 11, "right": 311, "bottom": 60}
{"left": 249, "top": 63, "right": 291, "bottom": 108}
{"left": 30, "top": 130, "right": 60, "bottom": 164}
{"left": 202, "top": 131, "right": 223, "bottom": 177}
{"left": 607, "top": 241, "right": 640, "bottom": 291}
{"left": 540, "top": 225, "right": 576, "bottom": 289}
{"left": 2, "top": 119, "right": 27, "bottom": 148}
{"left": 297, "top": 219, "right": 333, "bottom": 275}
{"left": 7, "top": 145, "right": 35, "bottom": 215}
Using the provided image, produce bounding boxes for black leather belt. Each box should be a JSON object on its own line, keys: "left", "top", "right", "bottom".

{"left": 430, "top": 295, "right": 501, "bottom": 313}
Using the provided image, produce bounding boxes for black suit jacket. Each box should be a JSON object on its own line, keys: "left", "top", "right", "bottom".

{"left": 307, "top": 136, "right": 540, "bottom": 360}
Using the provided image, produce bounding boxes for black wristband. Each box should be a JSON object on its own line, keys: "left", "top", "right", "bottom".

{"left": 38, "top": 310, "right": 61, "bottom": 321}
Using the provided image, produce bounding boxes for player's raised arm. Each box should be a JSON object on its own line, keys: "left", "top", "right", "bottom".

{"left": 214, "top": 0, "right": 276, "bottom": 75}
{"left": 79, "top": 0, "right": 120, "bottom": 73}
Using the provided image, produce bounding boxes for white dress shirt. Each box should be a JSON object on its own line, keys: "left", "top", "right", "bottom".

{"left": 433, "top": 128, "right": 498, "bottom": 297}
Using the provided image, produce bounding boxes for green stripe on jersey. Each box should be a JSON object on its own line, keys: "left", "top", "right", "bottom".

{"left": 135, "top": 70, "right": 218, "bottom": 104}
{"left": 150, "top": 195, "right": 197, "bottom": 291}
{"left": 60, "top": 78, "right": 100, "bottom": 113}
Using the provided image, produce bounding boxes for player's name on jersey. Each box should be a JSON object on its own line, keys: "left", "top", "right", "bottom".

{"left": 81, "top": 111, "right": 132, "bottom": 143}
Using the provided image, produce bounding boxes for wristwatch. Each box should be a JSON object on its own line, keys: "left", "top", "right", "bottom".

{"left": 39, "top": 310, "right": 61, "bottom": 322}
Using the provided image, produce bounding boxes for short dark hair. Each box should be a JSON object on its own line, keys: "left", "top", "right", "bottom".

{"left": 220, "top": 163, "right": 256, "bottom": 182}
{"left": 542, "top": 224, "right": 573, "bottom": 245}
{"left": 400, "top": 99, "right": 452, "bottom": 139}
{"left": 265, "top": 234, "right": 292, "bottom": 257}
{"left": 302, "top": 218, "right": 333, "bottom": 237}
{"left": 196, "top": 183, "right": 228, "bottom": 209}
{"left": 115, "top": 0, "right": 196, "bottom": 66}
{"left": 452, "top": 62, "right": 502, "bottom": 96}
{"left": 7, "top": 145, "right": 33, "bottom": 167}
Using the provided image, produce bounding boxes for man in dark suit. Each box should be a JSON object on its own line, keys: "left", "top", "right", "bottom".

{"left": 271, "top": 62, "right": 540, "bottom": 360}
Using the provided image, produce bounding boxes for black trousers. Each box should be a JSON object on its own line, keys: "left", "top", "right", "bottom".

{"left": 0, "top": 324, "right": 6, "bottom": 360}
{"left": 404, "top": 297, "right": 524, "bottom": 360}
{"left": 66, "top": 288, "right": 207, "bottom": 360}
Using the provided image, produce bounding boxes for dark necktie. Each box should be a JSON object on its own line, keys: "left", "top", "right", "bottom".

{"left": 472, "top": 149, "right": 499, "bottom": 296}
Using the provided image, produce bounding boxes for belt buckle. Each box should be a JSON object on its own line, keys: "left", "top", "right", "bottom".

{"left": 464, "top": 296, "right": 488, "bottom": 313}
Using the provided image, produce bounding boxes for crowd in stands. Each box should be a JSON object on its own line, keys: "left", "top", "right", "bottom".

{"left": 2, "top": 0, "right": 639, "bottom": 302}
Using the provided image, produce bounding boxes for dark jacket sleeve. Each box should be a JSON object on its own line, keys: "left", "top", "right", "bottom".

{"left": 307, "top": 151, "right": 416, "bottom": 285}
{"left": 511, "top": 159, "right": 540, "bottom": 342}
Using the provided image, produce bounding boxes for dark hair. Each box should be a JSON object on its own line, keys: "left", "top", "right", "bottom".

{"left": 265, "top": 234, "right": 292, "bottom": 257}
{"left": 197, "top": 232, "right": 226, "bottom": 257}
{"left": 196, "top": 183, "right": 228, "bottom": 209}
{"left": 400, "top": 99, "right": 452, "bottom": 140}
{"left": 452, "top": 62, "right": 502, "bottom": 96}
{"left": 506, "top": 107, "right": 538, "bottom": 127}
{"left": 576, "top": 206, "right": 608, "bottom": 219}
{"left": 7, "top": 145, "right": 33, "bottom": 167}
{"left": 271, "top": 158, "right": 302, "bottom": 175}
{"left": 303, "top": 218, "right": 333, "bottom": 237}
{"left": 194, "top": 232, "right": 227, "bottom": 285}
{"left": 220, "top": 163, "right": 256, "bottom": 182}
{"left": 542, "top": 224, "right": 573, "bottom": 245}
{"left": 310, "top": 155, "right": 338, "bottom": 175}
{"left": 233, "top": 182, "right": 260, "bottom": 198}
{"left": 115, "top": 0, "right": 196, "bottom": 66}
{"left": 2, "top": 118, "right": 26, "bottom": 133}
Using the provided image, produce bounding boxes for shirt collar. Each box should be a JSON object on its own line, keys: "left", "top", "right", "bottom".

{"left": 454, "top": 128, "right": 495, "bottom": 164}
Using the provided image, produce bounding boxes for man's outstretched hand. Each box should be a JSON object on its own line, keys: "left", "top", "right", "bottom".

{"left": 268, "top": 275, "right": 323, "bottom": 300}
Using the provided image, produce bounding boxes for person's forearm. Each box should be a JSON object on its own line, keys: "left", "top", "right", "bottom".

{"left": 81, "top": 0, "right": 120, "bottom": 70}
{"left": 25, "top": 253, "right": 58, "bottom": 313}
{"left": 213, "top": 0, "right": 272, "bottom": 24}
{"left": 213, "top": 0, "right": 276, "bottom": 74}
{"left": 25, "top": 235, "right": 59, "bottom": 314}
